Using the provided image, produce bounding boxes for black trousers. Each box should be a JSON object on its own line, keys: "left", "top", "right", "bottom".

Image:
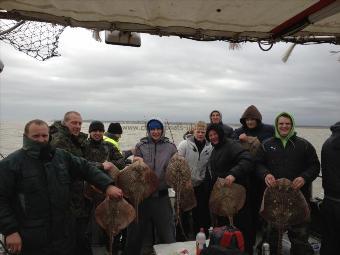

{"left": 74, "top": 217, "right": 92, "bottom": 255}
{"left": 177, "top": 182, "right": 211, "bottom": 240}
{"left": 320, "top": 197, "right": 340, "bottom": 255}
{"left": 264, "top": 222, "right": 313, "bottom": 255}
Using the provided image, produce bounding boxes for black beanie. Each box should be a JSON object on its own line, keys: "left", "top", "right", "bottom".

{"left": 89, "top": 121, "right": 105, "bottom": 133}
{"left": 108, "top": 123, "right": 123, "bottom": 134}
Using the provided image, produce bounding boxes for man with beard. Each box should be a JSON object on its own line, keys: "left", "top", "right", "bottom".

{"left": 206, "top": 124, "right": 253, "bottom": 254}
{"left": 0, "top": 119, "right": 122, "bottom": 255}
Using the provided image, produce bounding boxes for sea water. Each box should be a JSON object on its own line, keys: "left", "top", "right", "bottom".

{"left": 0, "top": 121, "right": 331, "bottom": 198}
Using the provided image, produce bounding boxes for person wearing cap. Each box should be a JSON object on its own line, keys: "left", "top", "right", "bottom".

{"left": 124, "top": 118, "right": 177, "bottom": 255}
{"left": 208, "top": 110, "right": 234, "bottom": 139}
{"left": 232, "top": 105, "right": 274, "bottom": 143}
{"left": 104, "top": 123, "right": 134, "bottom": 165}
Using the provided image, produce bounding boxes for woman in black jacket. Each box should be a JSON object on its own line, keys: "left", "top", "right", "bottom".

{"left": 206, "top": 124, "right": 254, "bottom": 254}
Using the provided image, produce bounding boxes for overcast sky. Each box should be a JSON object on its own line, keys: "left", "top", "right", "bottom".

{"left": 0, "top": 27, "right": 339, "bottom": 126}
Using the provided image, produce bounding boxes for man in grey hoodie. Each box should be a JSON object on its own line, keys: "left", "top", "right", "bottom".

{"left": 124, "top": 118, "right": 177, "bottom": 255}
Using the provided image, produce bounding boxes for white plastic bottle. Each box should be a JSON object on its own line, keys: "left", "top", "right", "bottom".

{"left": 196, "top": 228, "right": 206, "bottom": 255}
{"left": 262, "top": 242, "right": 270, "bottom": 255}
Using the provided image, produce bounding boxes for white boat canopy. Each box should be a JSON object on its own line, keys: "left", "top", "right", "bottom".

{"left": 1, "top": 0, "right": 340, "bottom": 43}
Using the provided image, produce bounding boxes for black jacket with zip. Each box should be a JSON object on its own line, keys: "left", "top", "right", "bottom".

{"left": 256, "top": 134, "right": 320, "bottom": 199}
{"left": 321, "top": 122, "right": 340, "bottom": 199}
{"left": 0, "top": 137, "right": 114, "bottom": 253}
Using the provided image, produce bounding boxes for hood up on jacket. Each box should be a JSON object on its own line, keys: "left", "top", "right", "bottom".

{"left": 330, "top": 121, "right": 340, "bottom": 133}
{"left": 209, "top": 110, "right": 223, "bottom": 124}
{"left": 330, "top": 121, "right": 340, "bottom": 150}
{"left": 240, "top": 105, "right": 262, "bottom": 127}
{"left": 145, "top": 117, "right": 166, "bottom": 141}
{"left": 206, "top": 123, "right": 225, "bottom": 147}
{"left": 274, "top": 112, "right": 296, "bottom": 148}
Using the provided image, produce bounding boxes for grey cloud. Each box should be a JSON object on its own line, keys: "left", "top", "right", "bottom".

{"left": 1, "top": 27, "right": 339, "bottom": 125}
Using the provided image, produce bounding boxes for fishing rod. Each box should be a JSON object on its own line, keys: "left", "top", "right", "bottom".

{"left": 165, "top": 119, "right": 175, "bottom": 144}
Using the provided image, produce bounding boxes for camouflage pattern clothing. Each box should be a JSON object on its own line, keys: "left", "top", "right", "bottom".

{"left": 50, "top": 121, "right": 89, "bottom": 218}
{"left": 50, "top": 121, "right": 87, "bottom": 157}
{"left": 83, "top": 138, "right": 125, "bottom": 170}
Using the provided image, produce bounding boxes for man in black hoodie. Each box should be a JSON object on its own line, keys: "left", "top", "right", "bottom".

{"left": 232, "top": 105, "right": 275, "bottom": 249}
{"left": 232, "top": 105, "right": 274, "bottom": 143}
{"left": 320, "top": 121, "right": 340, "bottom": 255}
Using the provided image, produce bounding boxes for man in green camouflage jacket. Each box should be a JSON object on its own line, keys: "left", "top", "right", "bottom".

{"left": 50, "top": 111, "right": 93, "bottom": 255}
{"left": 83, "top": 120, "right": 127, "bottom": 255}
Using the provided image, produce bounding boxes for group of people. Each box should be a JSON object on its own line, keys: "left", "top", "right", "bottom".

{"left": 0, "top": 107, "right": 338, "bottom": 255}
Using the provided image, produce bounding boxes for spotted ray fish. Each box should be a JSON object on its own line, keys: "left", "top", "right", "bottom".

{"left": 84, "top": 164, "right": 120, "bottom": 202}
{"left": 95, "top": 197, "right": 136, "bottom": 255}
{"left": 116, "top": 161, "right": 159, "bottom": 220}
{"left": 165, "top": 154, "right": 196, "bottom": 222}
{"left": 239, "top": 136, "right": 261, "bottom": 156}
{"left": 260, "top": 178, "right": 310, "bottom": 255}
{"left": 209, "top": 178, "right": 246, "bottom": 227}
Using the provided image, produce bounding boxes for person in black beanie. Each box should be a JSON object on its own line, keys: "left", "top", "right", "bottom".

{"left": 89, "top": 121, "right": 105, "bottom": 133}
{"left": 83, "top": 120, "right": 127, "bottom": 255}
{"left": 104, "top": 123, "right": 134, "bottom": 164}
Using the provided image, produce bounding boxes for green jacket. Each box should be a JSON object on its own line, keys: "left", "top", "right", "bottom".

{"left": 50, "top": 121, "right": 90, "bottom": 217}
{"left": 50, "top": 121, "right": 87, "bottom": 157}
{"left": 0, "top": 137, "right": 114, "bottom": 253}
{"left": 83, "top": 138, "right": 125, "bottom": 170}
